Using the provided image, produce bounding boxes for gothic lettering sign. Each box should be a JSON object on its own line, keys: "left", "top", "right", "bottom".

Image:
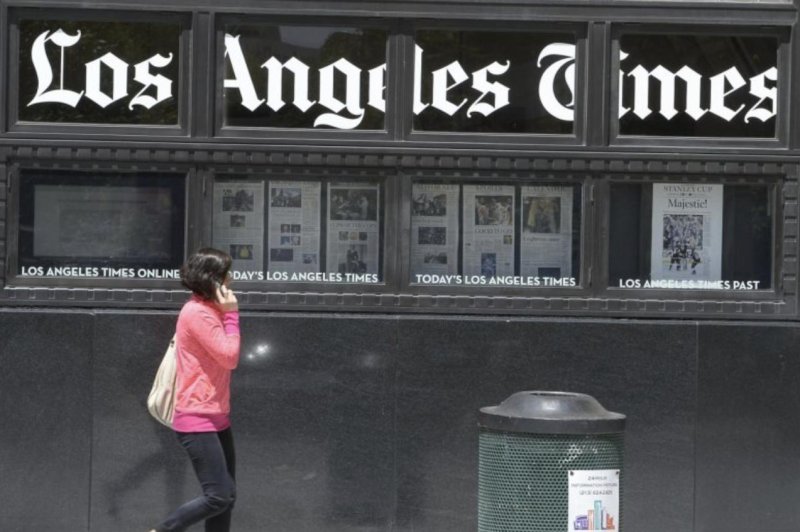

{"left": 222, "top": 24, "right": 388, "bottom": 130}
{"left": 413, "top": 30, "right": 577, "bottom": 133}
{"left": 18, "top": 20, "right": 780, "bottom": 137}
{"left": 618, "top": 34, "right": 778, "bottom": 137}
{"left": 18, "top": 19, "right": 181, "bottom": 125}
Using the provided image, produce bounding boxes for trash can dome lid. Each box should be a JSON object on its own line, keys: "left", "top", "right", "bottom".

{"left": 479, "top": 391, "right": 626, "bottom": 434}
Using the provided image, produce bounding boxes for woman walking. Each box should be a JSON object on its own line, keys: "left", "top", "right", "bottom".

{"left": 151, "top": 248, "right": 241, "bottom": 532}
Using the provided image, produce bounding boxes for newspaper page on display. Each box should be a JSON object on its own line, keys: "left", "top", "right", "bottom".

{"left": 410, "top": 183, "right": 460, "bottom": 278}
{"left": 267, "top": 181, "right": 322, "bottom": 276}
{"left": 520, "top": 185, "right": 573, "bottom": 280}
{"left": 212, "top": 182, "right": 265, "bottom": 273}
{"left": 326, "top": 182, "right": 381, "bottom": 283}
{"left": 34, "top": 185, "right": 174, "bottom": 260}
{"left": 462, "top": 185, "right": 515, "bottom": 278}
{"left": 650, "top": 183, "right": 723, "bottom": 284}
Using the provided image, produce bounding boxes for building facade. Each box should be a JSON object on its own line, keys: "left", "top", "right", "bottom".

{"left": 1, "top": 0, "right": 799, "bottom": 530}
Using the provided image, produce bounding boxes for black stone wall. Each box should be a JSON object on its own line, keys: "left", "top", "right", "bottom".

{"left": 2, "top": 309, "right": 799, "bottom": 531}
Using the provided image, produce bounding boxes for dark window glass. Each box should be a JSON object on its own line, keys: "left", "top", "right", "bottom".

{"left": 413, "top": 30, "right": 576, "bottom": 134}
{"left": 618, "top": 34, "right": 778, "bottom": 138}
{"left": 609, "top": 183, "right": 772, "bottom": 290}
{"left": 221, "top": 24, "right": 387, "bottom": 130}
{"left": 17, "top": 170, "right": 185, "bottom": 279}
{"left": 212, "top": 177, "right": 384, "bottom": 284}
{"left": 410, "top": 181, "right": 581, "bottom": 287}
{"left": 18, "top": 19, "right": 181, "bottom": 125}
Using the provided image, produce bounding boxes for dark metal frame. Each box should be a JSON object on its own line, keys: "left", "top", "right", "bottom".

{"left": 0, "top": 0, "right": 797, "bottom": 321}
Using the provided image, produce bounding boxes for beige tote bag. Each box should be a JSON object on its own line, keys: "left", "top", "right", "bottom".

{"left": 147, "top": 335, "right": 177, "bottom": 427}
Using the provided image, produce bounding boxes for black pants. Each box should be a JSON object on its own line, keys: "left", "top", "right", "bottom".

{"left": 156, "top": 428, "right": 236, "bottom": 532}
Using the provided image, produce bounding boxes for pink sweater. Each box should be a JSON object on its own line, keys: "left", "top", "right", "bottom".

{"left": 173, "top": 295, "right": 240, "bottom": 432}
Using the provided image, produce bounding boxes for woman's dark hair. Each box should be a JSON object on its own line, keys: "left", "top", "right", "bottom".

{"left": 180, "top": 248, "right": 232, "bottom": 300}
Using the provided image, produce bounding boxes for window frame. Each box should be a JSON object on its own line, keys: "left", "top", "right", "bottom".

{"left": 212, "top": 14, "right": 399, "bottom": 144}
{"left": 403, "top": 19, "right": 589, "bottom": 148}
{"left": 7, "top": 7, "right": 193, "bottom": 137}
{"left": 595, "top": 172, "right": 784, "bottom": 302}
{"left": 609, "top": 23, "right": 791, "bottom": 150}
{"left": 4, "top": 161, "right": 196, "bottom": 290}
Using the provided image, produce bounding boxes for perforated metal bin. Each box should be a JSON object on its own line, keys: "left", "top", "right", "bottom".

{"left": 478, "top": 392, "right": 626, "bottom": 532}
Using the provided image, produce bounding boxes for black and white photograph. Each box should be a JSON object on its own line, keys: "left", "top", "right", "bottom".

{"left": 480, "top": 253, "right": 497, "bottom": 277}
{"left": 418, "top": 226, "right": 447, "bottom": 245}
{"left": 330, "top": 188, "right": 378, "bottom": 221}
{"left": 270, "top": 187, "right": 302, "bottom": 208}
{"left": 291, "top": 224, "right": 301, "bottom": 233}
{"left": 302, "top": 253, "right": 317, "bottom": 265}
{"left": 474, "top": 195, "right": 513, "bottom": 226}
{"left": 230, "top": 215, "right": 246, "bottom": 228}
{"left": 281, "top": 224, "right": 291, "bottom": 233}
{"left": 338, "top": 244, "right": 369, "bottom": 274}
{"left": 538, "top": 267, "right": 561, "bottom": 278}
{"left": 222, "top": 188, "right": 255, "bottom": 212}
{"left": 280, "top": 236, "right": 291, "bottom": 245}
{"left": 412, "top": 192, "right": 448, "bottom": 216}
{"left": 270, "top": 248, "right": 294, "bottom": 262}
{"left": 424, "top": 252, "right": 448, "bottom": 264}
{"left": 662, "top": 215, "right": 704, "bottom": 274}
{"left": 230, "top": 244, "right": 254, "bottom": 260}
{"left": 523, "top": 197, "right": 561, "bottom": 233}
{"left": 339, "top": 231, "right": 350, "bottom": 241}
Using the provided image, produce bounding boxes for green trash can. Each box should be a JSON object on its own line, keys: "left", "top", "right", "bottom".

{"left": 478, "top": 391, "right": 625, "bottom": 532}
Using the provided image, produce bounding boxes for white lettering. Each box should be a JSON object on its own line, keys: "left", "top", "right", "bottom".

{"left": 314, "top": 58, "right": 365, "bottom": 129}
{"left": 129, "top": 53, "right": 174, "bottom": 110}
{"left": 28, "top": 29, "right": 84, "bottom": 107}
{"left": 431, "top": 61, "right": 469, "bottom": 116}
{"left": 709, "top": 66, "right": 746, "bottom": 121}
{"left": 537, "top": 43, "right": 575, "bottom": 122}
{"left": 745, "top": 67, "right": 777, "bottom": 123}
{"left": 223, "top": 33, "right": 264, "bottom": 112}
{"left": 467, "top": 61, "right": 510, "bottom": 117}
{"left": 262, "top": 57, "right": 315, "bottom": 112}
{"left": 84, "top": 52, "right": 129, "bottom": 108}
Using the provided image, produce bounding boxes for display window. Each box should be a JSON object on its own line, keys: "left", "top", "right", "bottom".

{"left": 14, "top": 169, "right": 186, "bottom": 281}
{"left": 412, "top": 28, "right": 580, "bottom": 134}
{"left": 614, "top": 30, "right": 782, "bottom": 139}
{"left": 212, "top": 176, "right": 386, "bottom": 285}
{"left": 409, "top": 180, "right": 583, "bottom": 288}
{"left": 218, "top": 21, "right": 388, "bottom": 131}
{"left": 608, "top": 181, "right": 774, "bottom": 292}
{"left": 11, "top": 11, "right": 187, "bottom": 128}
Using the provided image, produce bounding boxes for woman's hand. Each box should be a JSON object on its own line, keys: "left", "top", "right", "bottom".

{"left": 215, "top": 283, "right": 239, "bottom": 313}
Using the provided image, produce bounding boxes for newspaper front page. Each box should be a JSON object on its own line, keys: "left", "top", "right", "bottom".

{"left": 326, "top": 182, "right": 381, "bottom": 282}
{"left": 267, "top": 181, "right": 321, "bottom": 275}
{"left": 410, "top": 183, "right": 460, "bottom": 277}
{"left": 520, "top": 185, "right": 574, "bottom": 279}
{"left": 212, "top": 181, "right": 265, "bottom": 272}
{"left": 650, "top": 183, "right": 723, "bottom": 283}
{"left": 462, "top": 184, "right": 515, "bottom": 277}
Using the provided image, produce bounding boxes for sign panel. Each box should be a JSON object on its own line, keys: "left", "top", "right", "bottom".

{"left": 568, "top": 470, "right": 620, "bottom": 532}
{"left": 619, "top": 34, "right": 778, "bottom": 137}
{"left": 222, "top": 24, "right": 387, "bottom": 130}
{"left": 18, "top": 19, "right": 182, "bottom": 124}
